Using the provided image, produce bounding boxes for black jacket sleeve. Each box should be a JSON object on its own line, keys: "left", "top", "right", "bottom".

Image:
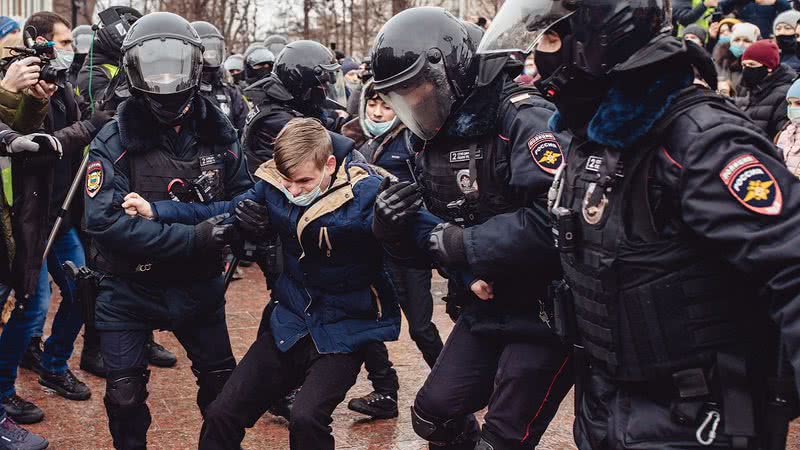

{"left": 463, "top": 96, "right": 570, "bottom": 279}
{"left": 667, "top": 104, "right": 800, "bottom": 393}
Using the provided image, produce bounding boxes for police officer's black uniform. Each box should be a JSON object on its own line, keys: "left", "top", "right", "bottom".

{"left": 371, "top": 8, "right": 574, "bottom": 449}
{"left": 191, "top": 21, "right": 249, "bottom": 136}
{"left": 240, "top": 47, "right": 276, "bottom": 106}
{"left": 485, "top": 0, "right": 800, "bottom": 447}
{"left": 83, "top": 13, "right": 252, "bottom": 449}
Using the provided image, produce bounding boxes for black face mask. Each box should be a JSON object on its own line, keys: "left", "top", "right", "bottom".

{"left": 142, "top": 89, "right": 196, "bottom": 126}
{"left": 232, "top": 72, "right": 244, "bottom": 84}
{"left": 741, "top": 65, "right": 770, "bottom": 88}
{"left": 534, "top": 49, "right": 566, "bottom": 81}
{"left": 777, "top": 35, "right": 797, "bottom": 53}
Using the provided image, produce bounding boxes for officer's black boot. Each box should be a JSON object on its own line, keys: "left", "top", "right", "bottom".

{"left": 145, "top": 333, "right": 177, "bottom": 368}
{"left": 19, "top": 337, "right": 43, "bottom": 375}
{"left": 105, "top": 369, "right": 151, "bottom": 450}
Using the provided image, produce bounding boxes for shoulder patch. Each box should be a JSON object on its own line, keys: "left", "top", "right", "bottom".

{"left": 719, "top": 154, "right": 783, "bottom": 216}
{"left": 245, "top": 105, "right": 260, "bottom": 125}
{"left": 528, "top": 132, "right": 563, "bottom": 175}
{"left": 86, "top": 161, "right": 103, "bottom": 198}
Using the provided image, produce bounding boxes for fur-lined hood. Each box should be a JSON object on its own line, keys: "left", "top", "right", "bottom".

{"left": 117, "top": 95, "right": 238, "bottom": 152}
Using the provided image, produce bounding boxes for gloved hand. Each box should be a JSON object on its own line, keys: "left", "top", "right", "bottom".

{"left": 372, "top": 178, "right": 422, "bottom": 242}
{"left": 428, "top": 222, "right": 467, "bottom": 268}
{"left": 194, "top": 214, "right": 239, "bottom": 254}
{"left": 0, "top": 130, "right": 38, "bottom": 153}
{"left": 24, "top": 133, "right": 62, "bottom": 157}
{"left": 235, "top": 199, "right": 270, "bottom": 242}
{"left": 89, "top": 108, "right": 115, "bottom": 131}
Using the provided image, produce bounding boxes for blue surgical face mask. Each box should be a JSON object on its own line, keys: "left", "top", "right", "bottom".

{"left": 729, "top": 44, "right": 745, "bottom": 58}
{"left": 365, "top": 117, "right": 396, "bottom": 137}
{"left": 523, "top": 66, "right": 537, "bottom": 77}
{"left": 718, "top": 35, "right": 731, "bottom": 45}
{"left": 788, "top": 105, "right": 800, "bottom": 123}
{"left": 279, "top": 171, "right": 328, "bottom": 207}
{"left": 50, "top": 48, "right": 74, "bottom": 71}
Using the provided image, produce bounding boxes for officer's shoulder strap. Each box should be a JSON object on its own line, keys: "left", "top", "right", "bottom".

{"left": 496, "top": 82, "right": 552, "bottom": 129}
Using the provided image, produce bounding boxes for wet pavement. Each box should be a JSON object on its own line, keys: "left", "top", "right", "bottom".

{"left": 13, "top": 266, "right": 800, "bottom": 449}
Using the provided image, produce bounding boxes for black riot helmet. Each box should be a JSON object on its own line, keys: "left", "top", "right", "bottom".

{"left": 191, "top": 21, "right": 225, "bottom": 69}
{"left": 273, "top": 40, "right": 345, "bottom": 116}
{"left": 479, "top": 0, "right": 670, "bottom": 100}
{"left": 264, "top": 35, "right": 288, "bottom": 56}
{"left": 96, "top": 6, "right": 142, "bottom": 60}
{"left": 371, "top": 7, "right": 478, "bottom": 141}
{"left": 122, "top": 12, "right": 204, "bottom": 125}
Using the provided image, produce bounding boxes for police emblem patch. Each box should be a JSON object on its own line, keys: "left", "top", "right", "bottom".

{"left": 719, "top": 154, "right": 783, "bottom": 215}
{"left": 528, "top": 132, "right": 563, "bottom": 175}
{"left": 86, "top": 161, "right": 103, "bottom": 199}
{"left": 456, "top": 169, "right": 477, "bottom": 194}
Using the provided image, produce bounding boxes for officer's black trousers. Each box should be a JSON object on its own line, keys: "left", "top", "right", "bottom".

{"left": 100, "top": 318, "right": 235, "bottom": 450}
{"left": 199, "top": 324, "right": 365, "bottom": 450}
{"left": 414, "top": 317, "right": 573, "bottom": 449}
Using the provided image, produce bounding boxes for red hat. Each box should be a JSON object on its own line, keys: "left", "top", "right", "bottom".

{"left": 742, "top": 40, "right": 780, "bottom": 70}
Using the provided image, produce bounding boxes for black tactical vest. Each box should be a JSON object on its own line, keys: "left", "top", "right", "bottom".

{"left": 97, "top": 143, "right": 227, "bottom": 282}
{"left": 553, "top": 90, "right": 763, "bottom": 382}
{"left": 241, "top": 101, "right": 302, "bottom": 172}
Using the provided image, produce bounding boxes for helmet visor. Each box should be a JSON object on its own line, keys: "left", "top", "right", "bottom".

{"left": 477, "top": 0, "right": 574, "bottom": 55}
{"left": 125, "top": 38, "right": 202, "bottom": 94}
{"left": 319, "top": 64, "right": 347, "bottom": 108}
{"left": 378, "top": 59, "right": 455, "bottom": 141}
{"left": 201, "top": 36, "right": 225, "bottom": 67}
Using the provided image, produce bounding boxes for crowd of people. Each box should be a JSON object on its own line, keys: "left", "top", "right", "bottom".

{"left": 0, "top": 0, "right": 799, "bottom": 448}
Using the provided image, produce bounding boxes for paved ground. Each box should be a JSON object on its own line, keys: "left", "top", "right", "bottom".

{"left": 11, "top": 266, "right": 800, "bottom": 449}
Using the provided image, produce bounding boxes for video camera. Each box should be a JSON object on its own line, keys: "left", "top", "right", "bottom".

{"left": 1, "top": 28, "right": 66, "bottom": 85}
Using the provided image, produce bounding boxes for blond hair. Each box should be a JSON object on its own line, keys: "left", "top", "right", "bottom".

{"left": 274, "top": 118, "right": 333, "bottom": 177}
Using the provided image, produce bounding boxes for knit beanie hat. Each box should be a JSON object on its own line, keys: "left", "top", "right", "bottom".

{"left": 774, "top": 10, "right": 800, "bottom": 35}
{"left": 731, "top": 22, "right": 761, "bottom": 43}
{"left": 742, "top": 39, "right": 780, "bottom": 69}
{"left": 787, "top": 78, "right": 800, "bottom": 99}
{"left": 682, "top": 24, "right": 708, "bottom": 44}
{"left": 0, "top": 17, "right": 18, "bottom": 40}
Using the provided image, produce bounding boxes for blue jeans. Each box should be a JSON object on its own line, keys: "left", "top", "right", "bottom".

{"left": 0, "top": 227, "right": 85, "bottom": 397}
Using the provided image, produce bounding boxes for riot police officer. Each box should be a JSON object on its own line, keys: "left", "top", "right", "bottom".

{"left": 83, "top": 12, "right": 252, "bottom": 449}
{"left": 371, "top": 7, "right": 574, "bottom": 449}
{"left": 486, "top": 0, "right": 800, "bottom": 447}
{"left": 69, "top": 24, "right": 92, "bottom": 85}
{"left": 242, "top": 40, "right": 347, "bottom": 175}
{"left": 190, "top": 21, "right": 248, "bottom": 135}
{"left": 242, "top": 46, "right": 275, "bottom": 94}
{"left": 224, "top": 54, "right": 246, "bottom": 89}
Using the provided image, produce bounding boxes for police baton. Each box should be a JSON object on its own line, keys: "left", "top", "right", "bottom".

{"left": 42, "top": 152, "right": 91, "bottom": 263}
{"left": 223, "top": 256, "right": 240, "bottom": 291}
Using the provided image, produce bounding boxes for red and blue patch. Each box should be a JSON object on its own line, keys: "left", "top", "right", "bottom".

{"left": 528, "top": 132, "right": 563, "bottom": 175}
{"left": 719, "top": 154, "right": 782, "bottom": 216}
{"left": 86, "top": 161, "right": 103, "bottom": 199}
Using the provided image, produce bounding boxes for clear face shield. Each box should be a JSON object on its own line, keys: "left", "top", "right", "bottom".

{"left": 125, "top": 38, "right": 203, "bottom": 94}
{"left": 74, "top": 33, "right": 93, "bottom": 54}
{"left": 318, "top": 63, "right": 347, "bottom": 109}
{"left": 201, "top": 36, "right": 225, "bottom": 67}
{"left": 476, "top": 0, "right": 574, "bottom": 55}
{"left": 377, "top": 58, "right": 456, "bottom": 141}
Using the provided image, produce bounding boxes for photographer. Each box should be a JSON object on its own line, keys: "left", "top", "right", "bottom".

{"left": 0, "top": 11, "right": 114, "bottom": 427}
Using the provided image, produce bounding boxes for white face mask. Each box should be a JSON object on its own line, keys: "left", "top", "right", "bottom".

{"left": 279, "top": 171, "right": 329, "bottom": 207}
{"left": 50, "top": 48, "right": 75, "bottom": 71}
{"left": 788, "top": 105, "right": 800, "bottom": 123}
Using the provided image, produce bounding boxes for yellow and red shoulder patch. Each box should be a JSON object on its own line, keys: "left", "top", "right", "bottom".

{"left": 86, "top": 161, "right": 103, "bottom": 199}
{"left": 528, "top": 132, "right": 563, "bottom": 175}
{"left": 719, "top": 154, "right": 782, "bottom": 216}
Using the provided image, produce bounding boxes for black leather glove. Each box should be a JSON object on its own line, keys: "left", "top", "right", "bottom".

{"left": 89, "top": 108, "right": 115, "bottom": 132}
{"left": 428, "top": 222, "right": 467, "bottom": 268}
{"left": 372, "top": 178, "right": 423, "bottom": 242}
{"left": 194, "top": 214, "right": 239, "bottom": 254}
{"left": 235, "top": 199, "right": 270, "bottom": 242}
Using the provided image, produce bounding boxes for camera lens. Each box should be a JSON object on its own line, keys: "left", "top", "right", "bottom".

{"left": 39, "top": 65, "right": 58, "bottom": 84}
